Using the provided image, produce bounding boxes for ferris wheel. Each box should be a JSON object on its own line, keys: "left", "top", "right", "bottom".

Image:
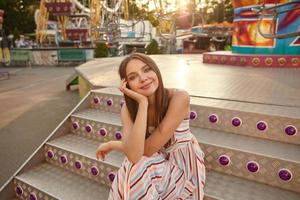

{"left": 34, "top": 0, "right": 208, "bottom": 48}
{"left": 35, "top": 0, "right": 132, "bottom": 45}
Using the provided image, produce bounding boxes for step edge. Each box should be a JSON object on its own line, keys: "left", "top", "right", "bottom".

{"left": 46, "top": 135, "right": 121, "bottom": 168}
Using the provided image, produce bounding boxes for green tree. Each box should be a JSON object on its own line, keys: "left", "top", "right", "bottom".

{"left": 95, "top": 43, "right": 108, "bottom": 58}
{"left": 0, "top": 0, "right": 37, "bottom": 37}
{"left": 125, "top": 0, "right": 159, "bottom": 27}
{"left": 145, "top": 39, "right": 160, "bottom": 55}
{"left": 201, "top": 0, "right": 233, "bottom": 24}
{"left": 224, "top": 0, "right": 234, "bottom": 23}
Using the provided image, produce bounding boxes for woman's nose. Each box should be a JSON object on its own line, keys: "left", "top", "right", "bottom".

{"left": 139, "top": 74, "right": 147, "bottom": 82}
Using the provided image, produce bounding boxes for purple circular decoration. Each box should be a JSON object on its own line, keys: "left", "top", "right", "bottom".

{"left": 29, "top": 192, "right": 37, "bottom": 200}
{"left": 108, "top": 172, "right": 116, "bottom": 182}
{"left": 189, "top": 111, "right": 197, "bottom": 120}
{"left": 278, "top": 168, "right": 293, "bottom": 181}
{"left": 115, "top": 131, "right": 122, "bottom": 140}
{"left": 91, "top": 166, "right": 99, "bottom": 176}
{"left": 85, "top": 125, "right": 92, "bottom": 133}
{"left": 256, "top": 121, "right": 268, "bottom": 131}
{"left": 209, "top": 114, "right": 219, "bottom": 123}
{"left": 47, "top": 150, "right": 54, "bottom": 159}
{"left": 246, "top": 161, "right": 259, "bottom": 173}
{"left": 60, "top": 155, "right": 68, "bottom": 164}
{"left": 72, "top": 122, "right": 79, "bottom": 130}
{"left": 15, "top": 185, "right": 23, "bottom": 196}
{"left": 75, "top": 160, "right": 82, "bottom": 169}
{"left": 99, "top": 128, "right": 107, "bottom": 137}
{"left": 231, "top": 117, "right": 242, "bottom": 127}
{"left": 93, "top": 96, "right": 100, "bottom": 104}
{"left": 284, "top": 125, "right": 297, "bottom": 136}
{"left": 218, "top": 155, "right": 231, "bottom": 166}
{"left": 107, "top": 98, "right": 113, "bottom": 106}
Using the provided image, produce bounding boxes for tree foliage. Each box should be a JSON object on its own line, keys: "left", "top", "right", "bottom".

{"left": 202, "top": 0, "right": 233, "bottom": 24}
{"left": 0, "top": 0, "right": 37, "bottom": 37}
{"left": 95, "top": 43, "right": 108, "bottom": 58}
{"left": 125, "top": 0, "right": 159, "bottom": 27}
{"left": 145, "top": 39, "right": 160, "bottom": 55}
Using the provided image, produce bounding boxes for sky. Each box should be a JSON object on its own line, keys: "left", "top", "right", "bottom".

{"left": 134, "top": 0, "right": 222, "bottom": 12}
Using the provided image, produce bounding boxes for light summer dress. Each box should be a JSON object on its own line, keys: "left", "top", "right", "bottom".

{"left": 108, "top": 118, "right": 206, "bottom": 199}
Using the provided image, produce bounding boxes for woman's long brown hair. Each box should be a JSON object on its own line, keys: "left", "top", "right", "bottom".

{"left": 118, "top": 53, "right": 169, "bottom": 139}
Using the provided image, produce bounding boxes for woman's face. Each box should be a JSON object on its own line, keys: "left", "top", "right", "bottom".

{"left": 125, "top": 59, "right": 159, "bottom": 97}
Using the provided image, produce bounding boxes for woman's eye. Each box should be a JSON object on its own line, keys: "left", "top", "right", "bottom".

{"left": 128, "top": 76, "right": 136, "bottom": 81}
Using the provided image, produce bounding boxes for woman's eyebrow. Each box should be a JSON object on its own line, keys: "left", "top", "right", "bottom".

{"left": 141, "top": 64, "right": 148, "bottom": 69}
{"left": 126, "top": 64, "right": 148, "bottom": 77}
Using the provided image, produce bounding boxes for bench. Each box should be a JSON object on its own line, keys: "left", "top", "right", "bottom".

{"left": 57, "top": 49, "right": 86, "bottom": 63}
{"left": 10, "top": 49, "right": 32, "bottom": 67}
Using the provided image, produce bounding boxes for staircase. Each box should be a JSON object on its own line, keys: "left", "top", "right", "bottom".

{"left": 1, "top": 87, "right": 300, "bottom": 200}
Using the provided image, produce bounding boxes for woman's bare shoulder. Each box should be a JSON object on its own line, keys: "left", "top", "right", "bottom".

{"left": 166, "top": 88, "right": 190, "bottom": 118}
{"left": 168, "top": 88, "right": 189, "bottom": 101}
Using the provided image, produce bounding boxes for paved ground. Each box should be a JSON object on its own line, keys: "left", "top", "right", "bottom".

{"left": 0, "top": 66, "right": 80, "bottom": 188}
{"left": 78, "top": 55, "right": 300, "bottom": 107}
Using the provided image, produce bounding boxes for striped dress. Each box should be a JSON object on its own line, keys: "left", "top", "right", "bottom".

{"left": 108, "top": 119, "right": 206, "bottom": 199}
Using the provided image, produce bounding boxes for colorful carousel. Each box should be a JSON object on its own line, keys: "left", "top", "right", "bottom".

{"left": 203, "top": 0, "right": 300, "bottom": 67}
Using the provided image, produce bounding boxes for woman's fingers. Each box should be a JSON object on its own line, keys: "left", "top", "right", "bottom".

{"left": 119, "top": 79, "right": 132, "bottom": 96}
{"left": 96, "top": 151, "right": 102, "bottom": 160}
{"left": 96, "top": 144, "right": 108, "bottom": 161}
{"left": 119, "top": 79, "right": 127, "bottom": 93}
{"left": 96, "top": 150, "right": 106, "bottom": 161}
{"left": 119, "top": 78, "right": 148, "bottom": 103}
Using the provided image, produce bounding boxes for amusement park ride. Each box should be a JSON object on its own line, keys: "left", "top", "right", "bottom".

{"left": 203, "top": 0, "right": 300, "bottom": 67}
{"left": 34, "top": 0, "right": 233, "bottom": 55}
{"left": 35, "top": 0, "right": 147, "bottom": 47}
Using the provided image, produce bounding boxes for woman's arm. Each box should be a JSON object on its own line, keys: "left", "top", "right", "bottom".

{"left": 96, "top": 140, "right": 124, "bottom": 161}
{"left": 121, "top": 101, "right": 148, "bottom": 163}
{"left": 143, "top": 90, "right": 190, "bottom": 157}
{"left": 117, "top": 78, "right": 149, "bottom": 163}
{"left": 96, "top": 102, "right": 148, "bottom": 163}
{"left": 97, "top": 79, "right": 148, "bottom": 163}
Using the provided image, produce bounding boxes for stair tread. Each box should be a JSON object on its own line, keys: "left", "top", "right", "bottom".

{"left": 15, "top": 163, "right": 110, "bottom": 200}
{"left": 192, "top": 127, "right": 300, "bottom": 163}
{"left": 72, "top": 109, "right": 300, "bottom": 163}
{"left": 92, "top": 88, "right": 300, "bottom": 119}
{"left": 72, "top": 109, "right": 121, "bottom": 126}
{"left": 206, "top": 170, "right": 300, "bottom": 200}
{"left": 47, "top": 134, "right": 124, "bottom": 167}
{"left": 15, "top": 161, "right": 300, "bottom": 200}
{"left": 190, "top": 96, "right": 300, "bottom": 119}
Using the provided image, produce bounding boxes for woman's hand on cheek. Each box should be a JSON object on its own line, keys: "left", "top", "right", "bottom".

{"left": 119, "top": 79, "right": 148, "bottom": 105}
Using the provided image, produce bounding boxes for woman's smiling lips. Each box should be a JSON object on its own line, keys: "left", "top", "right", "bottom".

{"left": 140, "top": 82, "right": 152, "bottom": 89}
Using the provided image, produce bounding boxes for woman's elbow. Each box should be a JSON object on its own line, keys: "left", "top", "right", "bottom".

{"left": 143, "top": 151, "right": 153, "bottom": 158}
{"left": 127, "top": 153, "right": 143, "bottom": 164}
{"left": 124, "top": 149, "right": 143, "bottom": 164}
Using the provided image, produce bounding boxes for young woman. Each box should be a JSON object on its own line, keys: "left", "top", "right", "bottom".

{"left": 96, "top": 53, "right": 205, "bottom": 199}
